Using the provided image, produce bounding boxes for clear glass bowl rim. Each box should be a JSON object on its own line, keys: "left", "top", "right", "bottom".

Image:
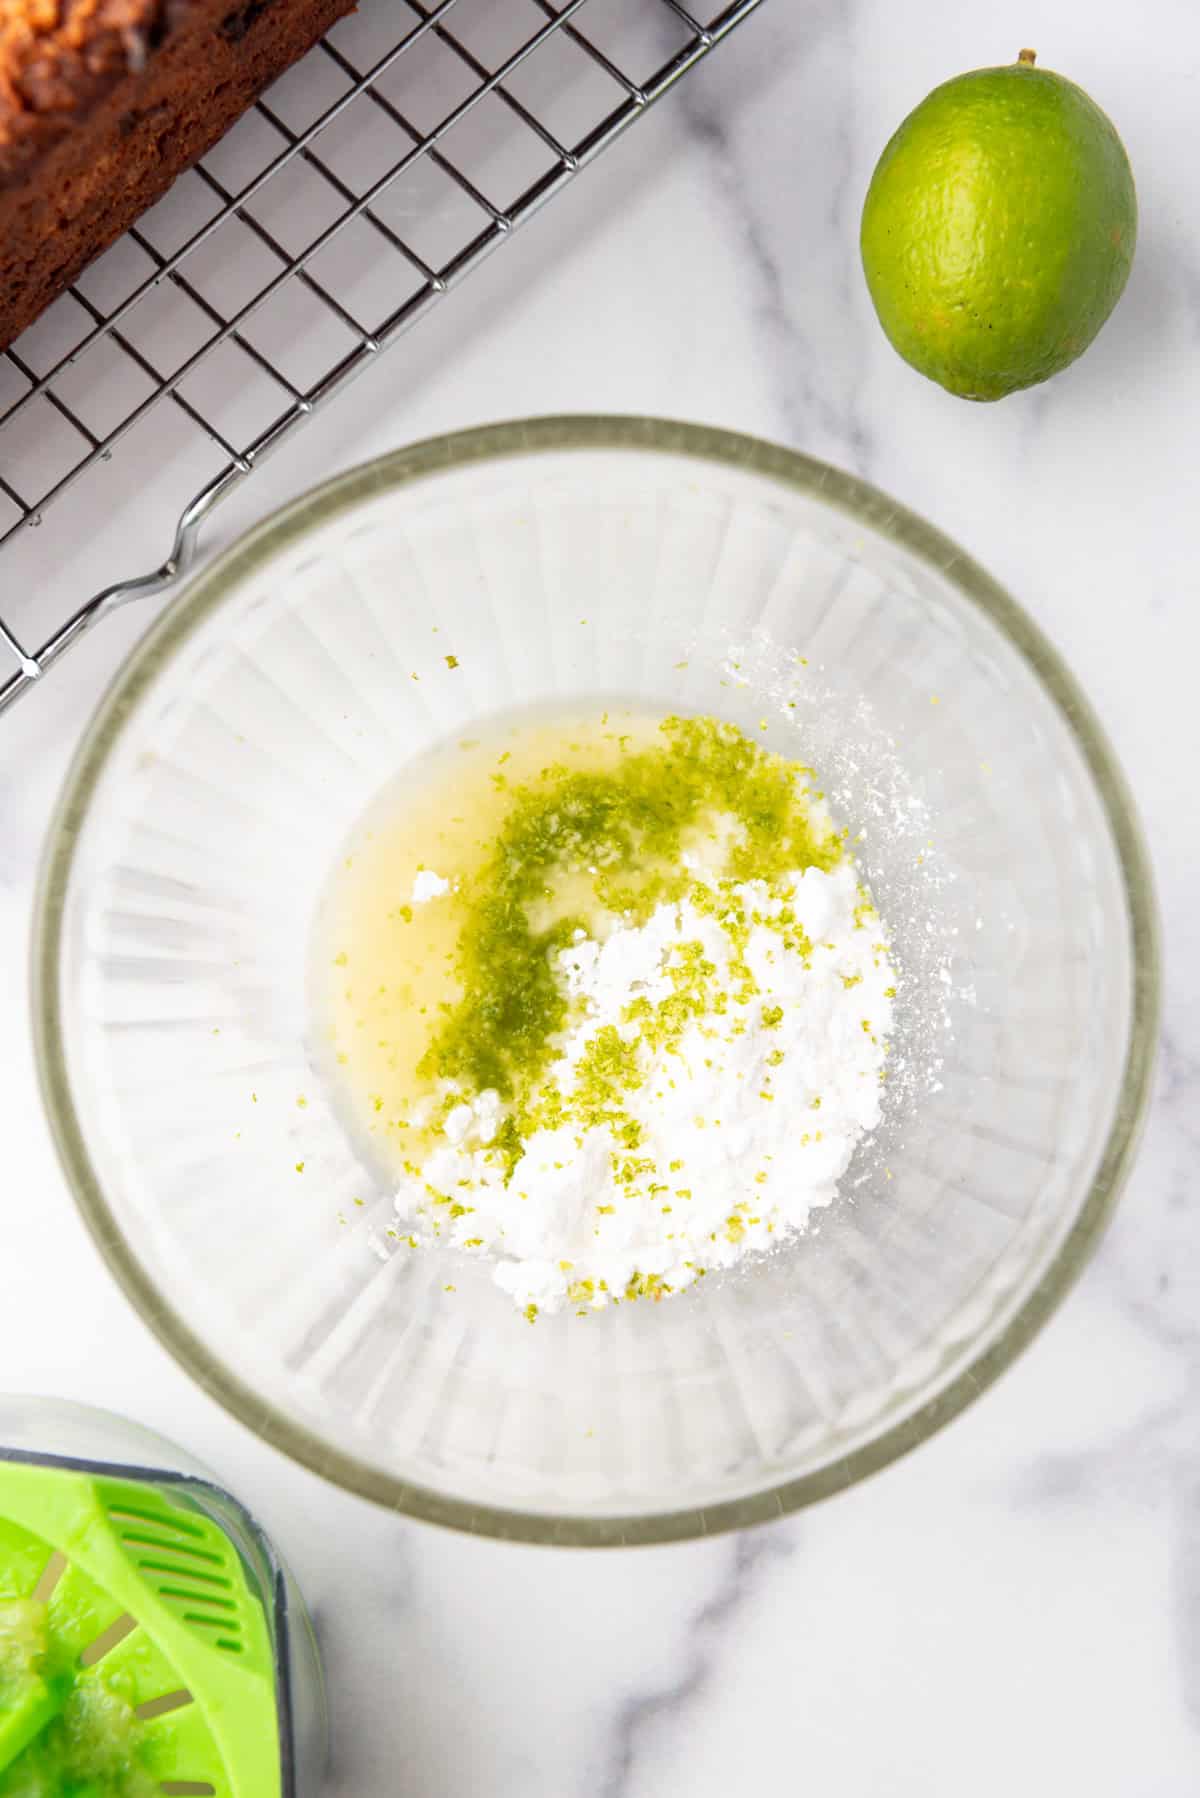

{"left": 31, "top": 415, "right": 1162, "bottom": 1546}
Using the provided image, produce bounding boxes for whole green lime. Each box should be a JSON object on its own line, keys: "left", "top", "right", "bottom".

{"left": 860, "top": 51, "right": 1137, "bottom": 400}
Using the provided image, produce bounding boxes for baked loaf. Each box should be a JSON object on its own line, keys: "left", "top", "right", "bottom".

{"left": 0, "top": 0, "right": 356, "bottom": 351}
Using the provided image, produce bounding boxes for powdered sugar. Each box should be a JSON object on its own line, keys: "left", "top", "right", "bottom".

{"left": 410, "top": 868, "right": 452, "bottom": 904}
{"left": 393, "top": 859, "right": 895, "bottom": 1314}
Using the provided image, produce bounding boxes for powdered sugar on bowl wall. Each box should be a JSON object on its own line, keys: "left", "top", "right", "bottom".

{"left": 719, "top": 627, "right": 967, "bottom": 1128}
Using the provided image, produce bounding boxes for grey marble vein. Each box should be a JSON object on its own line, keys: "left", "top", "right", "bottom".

{"left": 597, "top": 1525, "right": 797, "bottom": 1798}
{"left": 678, "top": 1, "right": 878, "bottom": 472}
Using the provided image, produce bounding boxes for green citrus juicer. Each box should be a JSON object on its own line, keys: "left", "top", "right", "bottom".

{"left": 0, "top": 1399, "right": 325, "bottom": 1798}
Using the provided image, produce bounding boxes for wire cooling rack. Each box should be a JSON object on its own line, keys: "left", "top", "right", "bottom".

{"left": 0, "top": 0, "right": 762, "bottom": 715}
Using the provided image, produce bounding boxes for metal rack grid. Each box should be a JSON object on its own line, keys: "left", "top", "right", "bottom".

{"left": 0, "top": 0, "right": 762, "bottom": 714}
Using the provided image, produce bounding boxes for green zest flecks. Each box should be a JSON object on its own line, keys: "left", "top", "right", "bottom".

{"left": 419, "top": 715, "right": 842, "bottom": 1109}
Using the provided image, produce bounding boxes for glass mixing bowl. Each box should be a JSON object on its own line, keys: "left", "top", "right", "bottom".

{"left": 33, "top": 418, "right": 1159, "bottom": 1544}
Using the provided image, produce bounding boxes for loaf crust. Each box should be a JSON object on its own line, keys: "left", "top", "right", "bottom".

{"left": 0, "top": 0, "right": 356, "bottom": 351}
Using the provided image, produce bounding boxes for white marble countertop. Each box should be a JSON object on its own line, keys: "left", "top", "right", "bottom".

{"left": 2, "top": 3, "right": 1198, "bottom": 1791}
